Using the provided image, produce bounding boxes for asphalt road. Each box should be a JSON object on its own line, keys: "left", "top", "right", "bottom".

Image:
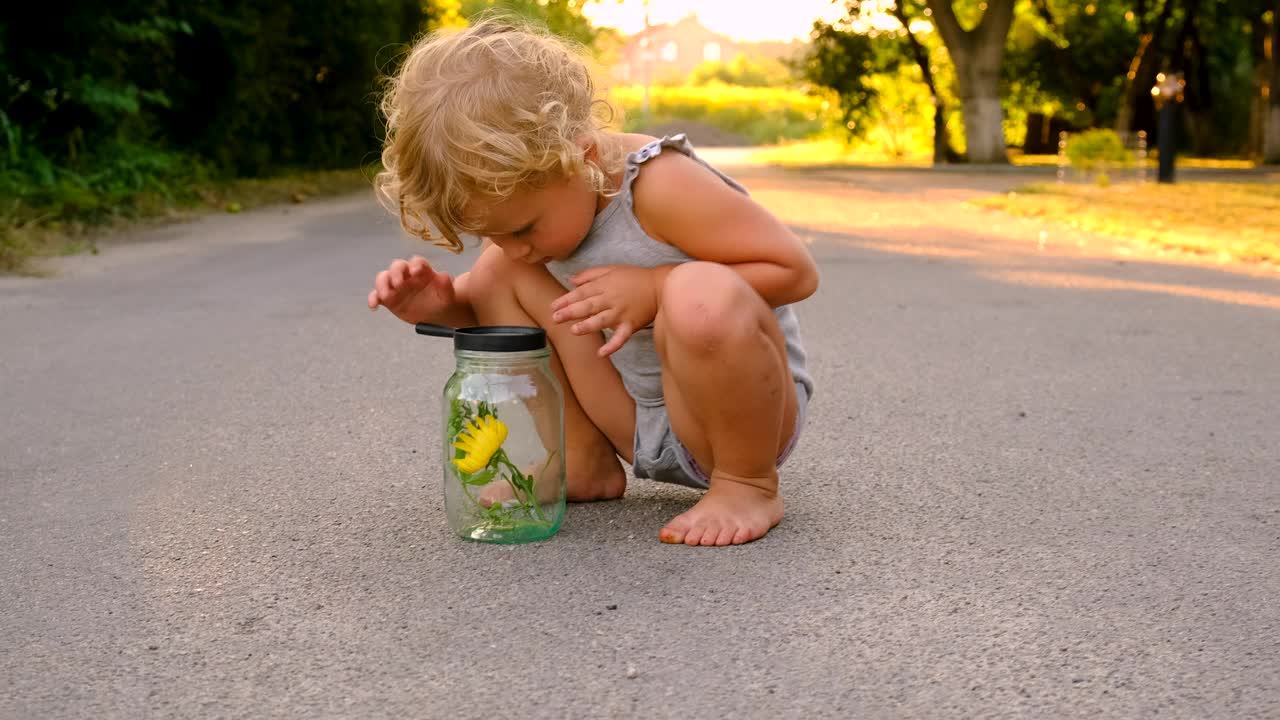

{"left": 2, "top": 169, "right": 1278, "bottom": 718}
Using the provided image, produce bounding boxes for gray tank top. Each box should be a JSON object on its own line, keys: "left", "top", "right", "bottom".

{"left": 546, "top": 134, "right": 814, "bottom": 411}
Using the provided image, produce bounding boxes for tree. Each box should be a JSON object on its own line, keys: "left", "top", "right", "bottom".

{"left": 1, "top": 0, "right": 433, "bottom": 182}
{"left": 1114, "top": 0, "right": 1178, "bottom": 136}
{"left": 924, "top": 0, "right": 1016, "bottom": 163}
{"left": 799, "top": 2, "right": 960, "bottom": 163}
{"left": 888, "top": 1, "right": 959, "bottom": 164}
{"left": 1017, "top": 0, "right": 1136, "bottom": 126}
{"left": 461, "top": 0, "right": 601, "bottom": 48}
{"left": 1266, "top": 3, "right": 1280, "bottom": 163}
{"left": 1017, "top": 0, "right": 1263, "bottom": 156}
{"left": 795, "top": 20, "right": 885, "bottom": 142}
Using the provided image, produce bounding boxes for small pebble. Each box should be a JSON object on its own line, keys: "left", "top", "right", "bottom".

{"left": 606, "top": 604, "right": 618, "bottom": 611}
{"left": 625, "top": 665, "right": 638, "bottom": 679}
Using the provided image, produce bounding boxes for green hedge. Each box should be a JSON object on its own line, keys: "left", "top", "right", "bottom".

{"left": 2, "top": 1, "right": 429, "bottom": 226}
{"left": 610, "top": 84, "right": 837, "bottom": 145}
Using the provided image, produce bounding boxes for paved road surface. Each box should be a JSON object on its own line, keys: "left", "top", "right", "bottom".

{"left": 3, "top": 168, "right": 1278, "bottom": 718}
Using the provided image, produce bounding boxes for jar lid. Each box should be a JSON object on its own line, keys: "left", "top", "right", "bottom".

{"left": 415, "top": 323, "right": 547, "bottom": 352}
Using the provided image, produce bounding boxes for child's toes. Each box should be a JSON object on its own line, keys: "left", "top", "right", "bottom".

{"left": 698, "top": 522, "right": 725, "bottom": 546}
{"left": 659, "top": 514, "right": 692, "bottom": 544}
{"left": 714, "top": 526, "right": 737, "bottom": 546}
{"left": 683, "top": 524, "right": 710, "bottom": 547}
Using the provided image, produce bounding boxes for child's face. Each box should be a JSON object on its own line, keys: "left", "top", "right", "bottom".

{"left": 468, "top": 172, "right": 600, "bottom": 264}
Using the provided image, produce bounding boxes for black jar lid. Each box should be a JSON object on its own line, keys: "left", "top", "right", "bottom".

{"left": 415, "top": 323, "right": 547, "bottom": 352}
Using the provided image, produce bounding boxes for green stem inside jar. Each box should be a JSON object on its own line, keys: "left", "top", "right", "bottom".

{"left": 456, "top": 449, "right": 552, "bottom": 529}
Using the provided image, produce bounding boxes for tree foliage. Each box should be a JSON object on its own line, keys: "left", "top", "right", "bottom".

{"left": 801, "top": 0, "right": 1273, "bottom": 159}
{"left": 2, "top": 0, "right": 431, "bottom": 193}
{"left": 1008, "top": 0, "right": 1270, "bottom": 156}
{"left": 461, "top": 0, "right": 601, "bottom": 48}
{"left": 794, "top": 18, "right": 893, "bottom": 140}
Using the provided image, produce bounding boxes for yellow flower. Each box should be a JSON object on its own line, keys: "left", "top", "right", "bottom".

{"left": 452, "top": 414, "right": 508, "bottom": 474}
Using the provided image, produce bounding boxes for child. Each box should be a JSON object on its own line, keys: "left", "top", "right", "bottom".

{"left": 367, "top": 18, "right": 817, "bottom": 546}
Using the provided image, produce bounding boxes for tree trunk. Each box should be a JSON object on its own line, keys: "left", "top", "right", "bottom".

{"left": 1266, "top": 111, "right": 1280, "bottom": 164}
{"left": 1175, "top": 0, "right": 1216, "bottom": 155}
{"left": 1116, "top": 0, "right": 1177, "bottom": 135}
{"left": 1266, "top": 0, "right": 1280, "bottom": 164}
{"left": 925, "top": 0, "right": 1015, "bottom": 163}
{"left": 959, "top": 80, "right": 1006, "bottom": 163}
{"left": 892, "top": 2, "right": 956, "bottom": 164}
{"left": 932, "top": 106, "right": 953, "bottom": 164}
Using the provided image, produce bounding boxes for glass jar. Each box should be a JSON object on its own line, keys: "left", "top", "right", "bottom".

{"left": 419, "top": 323, "right": 565, "bottom": 543}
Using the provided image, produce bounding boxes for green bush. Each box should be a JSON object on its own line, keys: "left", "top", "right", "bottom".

{"left": 4, "top": 1, "right": 430, "bottom": 176}
{"left": 688, "top": 55, "right": 794, "bottom": 88}
{"left": 610, "top": 85, "right": 837, "bottom": 145}
{"left": 1, "top": 1, "right": 434, "bottom": 270}
{"left": 1066, "top": 128, "right": 1132, "bottom": 172}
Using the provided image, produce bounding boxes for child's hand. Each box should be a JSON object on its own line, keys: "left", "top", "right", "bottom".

{"left": 368, "top": 256, "right": 464, "bottom": 325}
{"left": 551, "top": 265, "right": 666, "bottom": 357}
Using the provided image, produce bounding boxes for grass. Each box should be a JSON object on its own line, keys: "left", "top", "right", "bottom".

{"left": 748, "top": 139, "right": 934, "bottom": 167}
{"left": 752, "top": 142, "right": 1263, "bottom": 171}
{"left": 1, "top": 167, "right": 373, "bottom": 274}
{"left": 609, "top": 85, "right": 839, "bottom": 145}
{"left": 1011, "top": 153, "right": 1259, "bottom": 170}
{"left": 974, "top": 181, "right": 1280, "bottom": 266}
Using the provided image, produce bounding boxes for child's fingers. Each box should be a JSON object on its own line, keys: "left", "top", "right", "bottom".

{"left": 570, "top": 265, "right": 614, "bottom": 286}
{"left": 571, "top": 309, "right": 615, "bottom": 336}
{"left": 429, "top": 270, "right": 452, "bottom": 293}
{"left": 598, "top": 322, "right": 633, "bottom": 357}
{"left": 551, "top": 285, "right": 604, "bottom": 319}
{"left": 550, "top": 288, "right": 582, "bottom": 313}
{"left": 407, "top": 256, "right": 433, "bottom": 280}
{"left": 367, "top": 289, "right": 380, "bottom": 310}
{"left": 388, "top": 259, "right": 409, "bottom": 290}
{"left": 374, "top": 270, "right": 393, "bottom": 299}
{"left": 374, "top": 270, "right": 403, "bottom": 307}
{"left": 553, "top": 295, "right": 603, "bottom": 324}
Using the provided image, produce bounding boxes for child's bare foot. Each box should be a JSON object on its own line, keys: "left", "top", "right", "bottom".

{"left": 563, "top": 444, "right": 627, "bottom": 502}
{"left": 658, "top": 470, "right": 784, "bottom": 546}
{"left": 480, "top": 442, "right": 625, "bottom": 506}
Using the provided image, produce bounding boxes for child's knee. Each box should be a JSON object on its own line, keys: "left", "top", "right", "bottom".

{"left": 467, "top": 244, "right": 517, "bottom": 298}
{"left": 658, "top": 262, "right": 758, "bottom": 352}
{"left": 469, "top": 244, "right": 558, "bottom": 308}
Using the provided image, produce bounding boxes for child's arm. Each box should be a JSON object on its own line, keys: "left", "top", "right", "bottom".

{"left": 631, "top": 153, "right": 820, "bottom": 308}
{"left": 369, "top": 255, "right": 478, "bottom": 328}
{"left": 550, "top": 153, "right": 819, "bottom": 356}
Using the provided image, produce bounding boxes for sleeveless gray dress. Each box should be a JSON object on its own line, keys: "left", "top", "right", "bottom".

{"left": 546, "top": 134, "right": 813, "bottom": 488}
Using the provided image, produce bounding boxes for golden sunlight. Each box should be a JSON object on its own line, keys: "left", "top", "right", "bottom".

{"left": 583, "top": 0, "right": 848, "bottom": 42}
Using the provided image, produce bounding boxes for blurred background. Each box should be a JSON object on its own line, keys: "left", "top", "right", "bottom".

{"left": 2, "top": 0, "right": 1277, "bottom": 271}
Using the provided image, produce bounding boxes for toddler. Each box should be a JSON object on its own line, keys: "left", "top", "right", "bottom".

{"left": 368, "top": 19, "right": 817, "bottom": 546}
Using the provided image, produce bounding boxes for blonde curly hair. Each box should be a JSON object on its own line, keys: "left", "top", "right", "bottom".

{"left": 376, "top": 17, "right": 622, "bottom": 253}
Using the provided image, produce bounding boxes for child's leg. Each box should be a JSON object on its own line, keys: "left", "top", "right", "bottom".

{"left": 467, "top": 246, "right": 636, "bottom": 501}
{"left": 653, "top": 262, "right": 800, "bottom": 546}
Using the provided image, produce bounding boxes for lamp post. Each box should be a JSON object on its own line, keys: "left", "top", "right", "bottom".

{"left": 1150, "top": 71, "right": 1185, "bottom": 184}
